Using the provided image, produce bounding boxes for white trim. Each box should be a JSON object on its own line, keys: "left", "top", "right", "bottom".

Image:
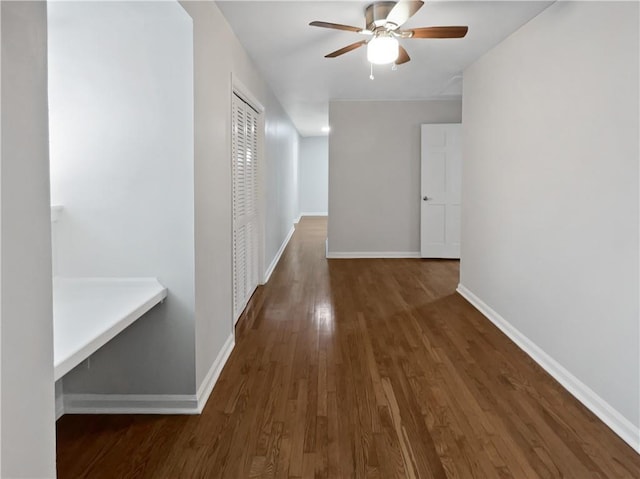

{"left": 63, "top": 393, "right": 199, "bottom": 415}
{"left": 233, "top": 290, "right": 252, "bottom": 326}
{"left": 196, "top": 333, "right": 235, "bottom": 413}
{"left": 263, "top": 225, "right": 295, "bottom": 284}
{"left": 55, "top": 394, "right": 65, "bottom": 421}
{"left": 294, "top": 215, "right": 301, "bottom": 224}
{"left": 457, "top": 283, "right": 640, "bottom": 453}
{"left": 231, "top": 75, "right": 265, "bottom": 113}
{"left": 57, "top": 333, "right": 235, "bottom": 418}
{"left": 326, "top": 251, "right": 421, "bottom": 259}
{"left": 298, "top": 212, "right": 328, "bottom": 217}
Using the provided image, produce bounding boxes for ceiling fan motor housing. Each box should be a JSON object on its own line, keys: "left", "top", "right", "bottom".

{"left": 366, "top": 2, "right": 398, "bottom": 30}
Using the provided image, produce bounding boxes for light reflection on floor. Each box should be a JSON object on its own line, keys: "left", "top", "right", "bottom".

{"left": 314, "top": 300, "right": 334, "bottom": 332}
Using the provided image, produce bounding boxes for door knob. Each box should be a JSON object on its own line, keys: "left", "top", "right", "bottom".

{"left": 423, "top": 196, "right": 431, "bottom": 201}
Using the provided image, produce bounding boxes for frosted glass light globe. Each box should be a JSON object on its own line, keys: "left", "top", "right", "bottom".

{"left": 367, "top": 36, "right": 399, "bottom": 65}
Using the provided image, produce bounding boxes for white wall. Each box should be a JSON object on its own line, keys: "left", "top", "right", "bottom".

{"left": 461, "top": 0, "right": 639, "bottom": 447}
{"left": 265, "top": 115, "right": 300, "bottom": 263}
{"left": 0, "top": 3, "right": 3, "bottom": 472}
{"left": 179, "top": 1, "right": 300, "bottom": 390}
{"left": 299, "top": 136, "right": 328, "bottom": 215}
{"left": 48, "top": 1, "right": 196, "bottom": 396}
{"left": 1, "top": 2, "right": 56, "bottom": 477}
{"left": 0, "top": 0, "right": 300, "bottom": 473}
{"left": 328, "top": 100, "right": 461, "bottom": 256}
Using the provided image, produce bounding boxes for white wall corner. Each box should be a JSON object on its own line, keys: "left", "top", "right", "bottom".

{"left": 263, "top": 225, "right": 295, "bottom": 284}
{"left": 50, "top": 204, "right": 63, "bottom": 223}
{"left": 196, "top": 333, "right": 235, "bottom": 413}
{"left": 456, "top": 284, "right": 640, "bottom": 453}
{"left": 55, "top": 393, "right": 65, "bottom": 421}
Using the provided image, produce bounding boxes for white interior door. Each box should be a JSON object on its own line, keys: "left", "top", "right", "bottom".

{"left": 420, "top": 124, "right": 462, "bottom": 258}
{"left": 232, "top": 93, "right": 260, "bottom": 324}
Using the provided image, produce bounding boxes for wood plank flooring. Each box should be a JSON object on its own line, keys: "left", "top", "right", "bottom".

{"left": 57, "top": 217, "right": 640, "bottom": 478}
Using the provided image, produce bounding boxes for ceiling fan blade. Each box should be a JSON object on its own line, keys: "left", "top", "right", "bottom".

{"left": 325, "top": 40, "right": 367, "bottom": 58}
{"left": 396, "top": 46, "right": 411, "bottom": 65}
{"left": 310, "top": 21, "right": 363, "bottom": 33}
{"left": 386, "top": 1, "right": 424, "bottom": 28}
{"left": 409, "top": 26, "right": 468, "bottom": 39}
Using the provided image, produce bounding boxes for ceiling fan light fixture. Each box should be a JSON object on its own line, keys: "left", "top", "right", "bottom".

{"left": 311, "top": 1, "right": 467, "bottom": 65}
{"left": 367, "top": 35, "right": 399, "bottom": 65}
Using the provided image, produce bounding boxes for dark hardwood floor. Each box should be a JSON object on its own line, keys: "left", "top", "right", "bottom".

{"left": 57, "top": 217, "right": 640, "bottom": 478}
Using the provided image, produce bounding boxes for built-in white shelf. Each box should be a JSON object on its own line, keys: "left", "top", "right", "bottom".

{"left": 53, "top": 277, "right": 167, "bottom": 380}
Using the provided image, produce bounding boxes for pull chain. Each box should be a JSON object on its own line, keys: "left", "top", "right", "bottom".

{"left": 369, "top": 63, "right": 374, "bottom": 80}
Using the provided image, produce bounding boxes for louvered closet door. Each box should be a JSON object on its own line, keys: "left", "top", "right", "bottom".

{"left": 232, "top": 93, "right": 260, "bottom": 323}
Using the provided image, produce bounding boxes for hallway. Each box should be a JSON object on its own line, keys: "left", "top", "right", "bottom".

{"left": 57, "top": 217, "right": 640, "bottom": 478}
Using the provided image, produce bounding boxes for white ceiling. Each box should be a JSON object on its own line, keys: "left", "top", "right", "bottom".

{"left": 217, "top": 1, "right": 553, "bottom": 136}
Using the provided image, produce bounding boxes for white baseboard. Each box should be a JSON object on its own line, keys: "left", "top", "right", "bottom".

{"left": 457, "top": 283, "right": 640, "bottom": 453}
{"left": 196, "top": 333, "right": 235, "bottom": 413}
{"left": 294, "top": 215, "right": 301, "bottom": 224}
{"left": 326, "top": 251, "right": 421, "bottom": 259}
{"left": 63, "top": 393, "right": 199, "bottom": 415}
{"left": 59, "top": 334, "right": 235, "bottom": 417}
{"left": 263, "top": 225, "right": 295, "bottom": 283}
{"left": 299, "top": 212, "right": 328, "bottom": 217}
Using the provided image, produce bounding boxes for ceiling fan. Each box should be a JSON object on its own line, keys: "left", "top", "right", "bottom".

{"left": 310, "top": 1, "right": 468, "bottom": 66}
